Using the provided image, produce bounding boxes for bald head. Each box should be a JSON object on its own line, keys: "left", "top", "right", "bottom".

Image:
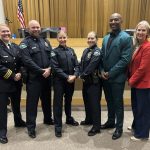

{"left": 109, "top": 13, "right": 122, "bottom": 32}
{"left": 28, "top": 20, "right": 40, "bottom": 28}
{"left": 28, "top": 20, "right": 41, "bottom": 37}
{"left": 110, "top": 13, "right": 122, "bottom": 20}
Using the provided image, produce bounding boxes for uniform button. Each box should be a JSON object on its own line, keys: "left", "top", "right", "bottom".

{"left": 6, "top": 61, "right": 7, "bottom": 63}
{"left": 15, "top": 69, "right": 16, "bottom": 71}
{"left": 14, "top": 63, "right": 16, "bottom": 65}
{"left": 14, "top": 57, "right": 16, "bottom": 60}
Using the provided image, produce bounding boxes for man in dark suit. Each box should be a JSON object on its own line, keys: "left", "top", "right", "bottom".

{"left": 100, "top": 13, "right": 132, "bottom": 140}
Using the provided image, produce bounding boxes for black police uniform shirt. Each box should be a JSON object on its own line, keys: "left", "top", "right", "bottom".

{"left": 80, "top": 45, "right": 101, "bottom": 79}
{"left": 20, "top": 36, "right": 52, "bottom": 79}
{"left": 51, "top": 45, "right": 79, "bottom": 80}
{"left": 0, "top": 39, "right": 22, "bottom": 92}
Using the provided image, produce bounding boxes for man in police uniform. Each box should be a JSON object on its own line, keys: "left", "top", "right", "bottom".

{"left": 0, "top": 24, "right": 26, "bottom": 144}
{"left": 20, "top": 20, "right": 53, "bottom": 138}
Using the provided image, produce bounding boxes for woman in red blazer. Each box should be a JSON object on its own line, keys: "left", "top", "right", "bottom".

{"left": 128, "top": 20, "right": 150, "bottom": 141}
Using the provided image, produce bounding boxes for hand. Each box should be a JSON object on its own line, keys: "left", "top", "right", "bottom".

{"left": 128, "top": 79, "right": 133, "bottom": 87}
{"left": 42, "top": 68, "right": 51, "bottom": 78}
{"left": 14, "top": 73, "right": 21, "bottom": 81}
{"left": 101, "top": 71, "right": 109, "bottom": 80}
{"left": 104, "top": 72, "right": 109, "bottom": 79}
{"left": 67, "top": 75, "right": 76, "bottom": 83}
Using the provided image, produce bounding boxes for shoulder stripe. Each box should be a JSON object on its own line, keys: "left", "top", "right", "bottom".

{"left": 3, "top": 69, "right": 12, "bottom": 79}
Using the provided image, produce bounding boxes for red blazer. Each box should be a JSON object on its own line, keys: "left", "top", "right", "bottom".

{"left": 129, "top": 40, "right": 150, "bottom": 88}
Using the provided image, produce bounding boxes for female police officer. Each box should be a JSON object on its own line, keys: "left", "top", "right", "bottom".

{"left": 80, "top": 31, "right": 102, "bottom": 136}
{"left": 0, "top": 24, "right": 25, "bottom": 144}
{"left": 51, "top": 31, "right": 79, "bottom": 137}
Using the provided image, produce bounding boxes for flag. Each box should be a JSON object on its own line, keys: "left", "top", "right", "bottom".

{"left": 17, "top": 0, "right": 26, "bottom": 28}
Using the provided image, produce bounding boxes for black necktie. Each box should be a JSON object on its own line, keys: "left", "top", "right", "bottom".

{"left": 7, "top": 43, "right": 11, "bottom": 49}
{"left": 106, "top": 34, "right": 116, "bottom": 55}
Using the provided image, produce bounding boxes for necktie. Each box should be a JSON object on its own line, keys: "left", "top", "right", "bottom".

{"left": 7, "top": 43, "right": 11, "bottom": 49}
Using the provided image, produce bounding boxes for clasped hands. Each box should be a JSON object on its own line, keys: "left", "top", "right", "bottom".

{"left": 67, "top": 75, "right": 76, "bottom": 83}
{"left": 101, "top": 71, "right": 109, "bottom": 80}
{"left": 42, "top": 68, "right": 51, "bottom": 78}
{"left": 14, "top": 73, "right": 21, "bottom": 81}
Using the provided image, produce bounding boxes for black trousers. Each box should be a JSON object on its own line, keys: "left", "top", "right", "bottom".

{"left": 131, "top": 88, "right": 150, "bottom": 138}
{"left": 131, "top": 88, "right": 136, "bottom": 130}
{"left": 82, "top": 81, "right": 102, "bottom": 129}
{"left": 0, "top": 84, "right": 23, "bottom": 137}
{"left": 103, "top": 81, "right": 125, "bottom": 130}
{"left": 26, "top": 77, "right": 52, "bottom": 131}
{"left": 53, "top": 78, "right": 74, "bottom": 129}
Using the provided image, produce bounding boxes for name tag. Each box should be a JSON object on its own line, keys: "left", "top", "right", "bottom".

{"left": 3, "top": 56, "right": 8, "bottom": 58}
{"left": 32, "top": 47, "right": 37, "bottom": 49}
{"left": 45, "top": 42, "right": 49, "bottom": 47}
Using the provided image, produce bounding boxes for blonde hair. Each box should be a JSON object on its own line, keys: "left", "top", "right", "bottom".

{"left": 133, "top": 20, "right": 150, "bottom": 46}
{"left": 87, "top": 31, "right": 98, "bottom": 40}
{"left": 0, "top": 24, "right": 9, "bottom": 31}
{"left": 57, "top": 30, "right": 67, "bottom": 37}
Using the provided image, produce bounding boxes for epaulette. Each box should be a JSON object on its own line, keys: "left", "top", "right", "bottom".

{"left": 54, "top": 46, "right": 60, "bottom": 51}
{"left": 11, "top": 42, "right": 18, "bottom": 46}
{"left": 44, "top": 38, "right": 50, "bottom": 44}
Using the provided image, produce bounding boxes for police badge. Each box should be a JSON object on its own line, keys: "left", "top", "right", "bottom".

{"left": 87, "top": 51, "right": 92, "bottom": 58}
{"left": 51, "top": 51, "right": 56, "bottom": 57}
{"left": 45, "top": 42, "right": 49, "bottom": 47}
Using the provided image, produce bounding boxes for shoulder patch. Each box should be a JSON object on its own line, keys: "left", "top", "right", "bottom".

{"left": 51, "top": 51, "right": 56, "bottom": 57}
{"left": 93, "top": 51, "right": 100, "bottom": 56}
{"left": 19, "top": 43, "right": 27, "bottom": 49}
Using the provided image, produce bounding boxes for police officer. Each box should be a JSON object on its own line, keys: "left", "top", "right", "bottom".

{"left": 51, "top": 31, "right": 79, "bottom": 137}
{"left": 80, "top": 31, "right": 102, "bottom": 136}
{"left": 0, "top": 24, "right": 26, "bottom": 144}
{"left": 20, "top": 20, "right": 53, "bottom": 138}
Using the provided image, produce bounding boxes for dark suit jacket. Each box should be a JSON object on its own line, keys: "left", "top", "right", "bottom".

{"left": 129, "top": 40, "right": 150, "bottom": 88}
{"left": 100, "top": 31, "right": 132, "bottom": 83}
